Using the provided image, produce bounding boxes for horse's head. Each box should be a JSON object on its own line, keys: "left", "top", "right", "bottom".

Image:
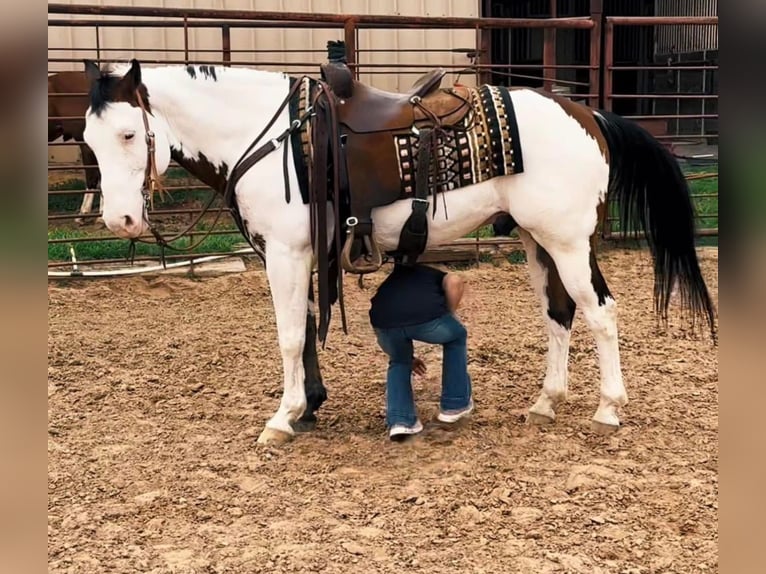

{"left": 83, "top": 59, "right": 171, "bottom": 238}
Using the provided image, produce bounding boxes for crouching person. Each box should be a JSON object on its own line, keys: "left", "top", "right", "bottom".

{"left": 369, "top": 261, "right": 474, "bottom": 441}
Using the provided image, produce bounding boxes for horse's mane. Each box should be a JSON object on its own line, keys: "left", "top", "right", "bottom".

{"left": 88, "top": 62, "right": 289, "bottom": 116}
{"left": 89, "top": 70, "right": 121, "bottom": 117}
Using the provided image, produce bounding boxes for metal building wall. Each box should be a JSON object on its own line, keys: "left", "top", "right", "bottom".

{"left": 48, "top": 0, "right": 480, "bottom": 92}
{"left": 655, "top": 0, "right": 717, "bottom": 54}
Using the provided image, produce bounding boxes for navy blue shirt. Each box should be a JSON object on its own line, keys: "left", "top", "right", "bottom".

{"left": 369, "top": 263, "right": 448, "bottom": 329}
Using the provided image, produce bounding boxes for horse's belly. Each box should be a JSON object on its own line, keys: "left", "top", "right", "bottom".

{"left": 371, "top": 178, "right": 505, "bottom": 250}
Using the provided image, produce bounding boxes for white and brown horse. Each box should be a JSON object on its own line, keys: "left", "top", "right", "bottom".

{"left": 82, "top": 60, "right": 715, "bottom": 445}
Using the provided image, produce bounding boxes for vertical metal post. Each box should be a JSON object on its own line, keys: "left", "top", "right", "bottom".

{"left": 603, "top": 19, "right": 614, "bottom": 112}
{"left": 543, "top": 0, "right": 556, "bottom": 92}
{"left": 477, "top": 23, "right": 491, "bottom": 86}
{"left": 701, "top": 50, "right": 707, "bottom": 138}
{"left": 183, "top": 16, "right": 189, "bottom": 65}
{"left": 589, "top": 0, "right": 603, "bottom": 108}
{"left": 543, "top": 29, "right": 555, "bottom": 91}
{"left": 344, "top": 19, "right": 357, "bottom": 79}
{"left": 95, "top": 24, "right": 101, "bottom": 64}
{"left": 602, "top": 18, "right": 614, "bottom": 240}
{"left": 221, "top": 24, "right": 231, "bottom": 67}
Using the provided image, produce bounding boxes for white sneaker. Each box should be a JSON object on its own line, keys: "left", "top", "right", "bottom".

{"left": 437, "top": 399, "right": 474, "bottom": 423}
{"left": 389, "top": 419, "right": 424, "bottom": 441}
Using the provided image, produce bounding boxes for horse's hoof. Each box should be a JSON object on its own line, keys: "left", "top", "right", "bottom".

{"left": 591, "top": 420, "right": 619, "bottom": 435}
{"left": 527, "top": 411, "right": 555, "bottom": 426}
{"left": 257, "top": 427, "right": 293, "bottom": 446}
{"left": 292, "top": 416, "right": 317, "bottom": 433}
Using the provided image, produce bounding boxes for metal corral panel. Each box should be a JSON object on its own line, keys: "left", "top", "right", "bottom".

{"left": 48, "top": 0, "right": 479, "bottom": 90}
{"left": 655, "top": 0, "right": 718, "bottom": 55}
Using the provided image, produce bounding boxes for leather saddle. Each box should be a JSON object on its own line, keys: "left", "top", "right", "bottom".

{"left": 318, "top": 59, "right": 473, "bottom": 273}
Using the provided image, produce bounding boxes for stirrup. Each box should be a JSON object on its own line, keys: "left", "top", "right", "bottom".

{"left": 340, "top": 227, "right": 383, "bottom": 274}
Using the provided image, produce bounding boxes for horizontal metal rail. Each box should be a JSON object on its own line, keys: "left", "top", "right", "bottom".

{"left": 48, "top": 228, "right": 241, "bottom": 245}
{"left": 47, "top": 251, "right": 254, "bottom": 268}
{"left": 49, "top": 207, "right": 231, "bottom": 221}
{"left": 47, "top": 5, "right": 595, "bottom": 29}
{"left": 607, "top": 16, "right": 718, "bottom": 25}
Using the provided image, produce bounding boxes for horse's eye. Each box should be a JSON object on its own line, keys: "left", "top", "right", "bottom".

{"left": 124, "top": 132, "right": 135, "bottom": 141}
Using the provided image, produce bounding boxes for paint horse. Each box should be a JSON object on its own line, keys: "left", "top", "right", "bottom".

{"left": 82, "top": 60, "right": 716, "bottom": 445}
{"left": 48, "top": 70, "right": 102, "bottom": 224}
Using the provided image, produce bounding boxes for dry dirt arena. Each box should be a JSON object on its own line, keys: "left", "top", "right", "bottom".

{"left": 48, "top": 247, "right": 718, "bottom": 574}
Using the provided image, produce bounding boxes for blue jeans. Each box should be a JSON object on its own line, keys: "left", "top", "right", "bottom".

{"left": 374, "top": 313, "right": 472, "bottom": 427}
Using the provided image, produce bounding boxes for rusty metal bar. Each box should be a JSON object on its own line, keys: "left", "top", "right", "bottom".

{"left": 606, "top": 228, "right": 718, "bottom": 240}
{"left": 47, "top": 45, "right": 531, "bottom": 56}
{"left": 610, "top": 65, "right": 717, "bottom": 71}
{"left": 543, "top": 27, "right": 556, "bottom": 92}
{"left": 95, "top": 23, "right": 101, "bottom": 64}
{"left": 48, "top": 228, "right": 240, "bottom": 244}
{"left": 606, "top": 16, "right": 718, "bottom": 26}
{"left": 49, "top": 56, "right": 593, "bottom": 71}
{"left": 344, "top": 18, "right": 357, "bottom": 79}
{"left": 47, "top": 19, "right": 341, "bottom": 29}
{"left": 48, "top": 251, "right": 251, "bottom": 268}
{"left": 47, "top": 5, "right": 595, "bottom": 29}
{"left": 603, "top": 19, "right": 614, "bottom": 112}
{"left": 654, "top": 134, "right": 718, "bottom": 140}
{"left": 477, "top": 23, "right": 491, "bottom": 86}
{"left": 49, "top": 46, "right": 330, "bottom": 53}
{"left": 48, "top": 188, "right": 215, "bottom": 199}
{"left": 49, "top": 207, "right": 230, "bottom": 221}
{"left": 610, "top": 94, "right": 718, "bottom": 99}
{"left": 221, "top": 24, "right": 231, "bottom": 66}
{"left": 183, "top": 16, "right": 189, "bottom": 65}
{"left": 623, "top": 114, "right": 718, "bottom": 120}
{"left": 588, "top": 7, "right": 602, "bottom": 108}
{"left": 48, "top": 162, "right": 190, "bottom": 170}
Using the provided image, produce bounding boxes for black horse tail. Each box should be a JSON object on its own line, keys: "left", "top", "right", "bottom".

{"left": 594, "top": 109, "right": 716, "bottom": 339}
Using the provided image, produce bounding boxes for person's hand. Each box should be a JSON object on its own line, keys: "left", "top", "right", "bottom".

{"left": 412, "top": 357, "right": 427, "bottom": 377}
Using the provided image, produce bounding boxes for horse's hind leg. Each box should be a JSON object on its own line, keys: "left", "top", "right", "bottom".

{"left": 518, "top": 229, "right": 576, "bottom": 425}
{"left": 544, "top": 236, "right": 628, "bottom": 433}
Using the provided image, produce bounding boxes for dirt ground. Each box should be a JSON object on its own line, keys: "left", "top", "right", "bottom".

{"left": 48, "top": 247, "right": 718, "bottom": 574}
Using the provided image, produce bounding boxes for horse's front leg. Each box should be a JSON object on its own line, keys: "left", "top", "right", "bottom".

{"left": 258, "top": 239, "right": 313, "bottom": 445}
{"left": 294, "top": 277, "right": 328, "bottom": 432}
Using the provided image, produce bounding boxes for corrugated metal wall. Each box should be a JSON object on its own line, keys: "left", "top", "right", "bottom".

{"left": 48, "top": 0, "right": 480, "bottom": 92}
{"left": 655, "top": 0, "right": 717, "bottom": 54}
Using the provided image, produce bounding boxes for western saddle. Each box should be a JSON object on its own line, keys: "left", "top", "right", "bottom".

{"left": 316, "top": 43, "right": 474, "bottom": 275}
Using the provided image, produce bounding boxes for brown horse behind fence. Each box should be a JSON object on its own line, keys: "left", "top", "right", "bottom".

{"left": 48, "top": 70, "right": 101, "bottom": 223}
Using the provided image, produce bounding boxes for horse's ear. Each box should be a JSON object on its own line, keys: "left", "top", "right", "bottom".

{"left": 83, "top": 59, "right": 101, "bottom": 83}
{"left": 125, "top": 59, "right": 142, "bottom": 88}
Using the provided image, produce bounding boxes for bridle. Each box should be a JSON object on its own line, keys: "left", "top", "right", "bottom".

{"left": 128, "top": 83, "right": 312, "bottom": 267}
{"left": 128, "top": 89, "right": 229, "bottom": 266}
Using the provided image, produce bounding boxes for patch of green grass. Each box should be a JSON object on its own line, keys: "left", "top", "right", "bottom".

{"left": 464, "top": 225, "right": 495, "bottom": 239}
{"left": 506, "top": 250, "right": 527, "bottom": 264}
{"left": 48, "top": 227, "right": 244, "bottom": 262}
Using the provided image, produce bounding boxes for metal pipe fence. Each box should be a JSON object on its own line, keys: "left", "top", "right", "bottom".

{"left": 601, "top": 15, "right": 718, "bottom": 239}
{"left": 47, "top": 4, "right": 717, "bottom": 272}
